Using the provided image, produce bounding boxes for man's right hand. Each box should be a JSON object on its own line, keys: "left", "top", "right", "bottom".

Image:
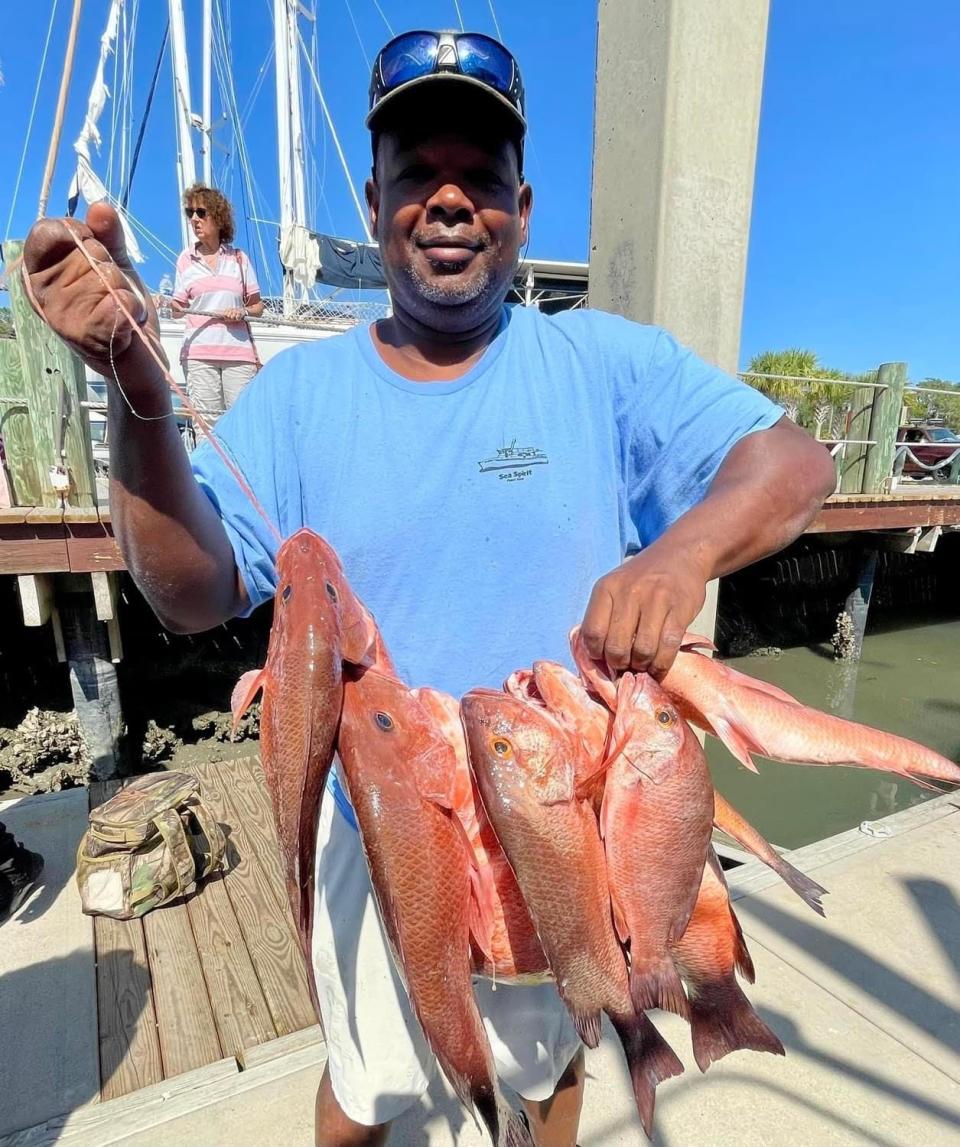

{"left": 22, "top": 203, "right": 171, "bottom": 414}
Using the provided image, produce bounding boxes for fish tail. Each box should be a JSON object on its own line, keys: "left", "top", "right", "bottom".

{"left": 630, "top": 956, "right": 690, "bottom": 1019}
{"left": 688, "top": 977, "right": 785, "bottom": 1072}
{"left": 773, "top": 862, "right": 829, "bottom": 917}
{"left": 474, "top": 1089, "right": 534, "bottom": 1147}
{"left": 609, "top": 1009, "right": 684, "bottom": 1140}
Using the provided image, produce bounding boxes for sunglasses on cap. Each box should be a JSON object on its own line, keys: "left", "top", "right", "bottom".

{"left": 368, "top": 31, "right": 525, "bottom": 130}
{"left": 184, "top": 206, "right": 208, "bottom": 220}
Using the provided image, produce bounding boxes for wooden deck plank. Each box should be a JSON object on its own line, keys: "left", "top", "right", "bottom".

{"left": 88, "top": 782, "right": 164, "bottom": 1102}
{"left": 185, "top": 868, "right": 277, "bottom": 1057}
{"left": 143, "top": 897, "right": 223, "bottom": 1078}
{"left": 193, "top": 761, "right": 317, "bottom": 1037}
{"left": 212, "top": 757, "right": 289, "bottom": 918}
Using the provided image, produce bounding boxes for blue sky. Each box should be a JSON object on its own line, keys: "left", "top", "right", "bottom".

{"left": 1, "top": 0, "right": 957, "bottom": 380}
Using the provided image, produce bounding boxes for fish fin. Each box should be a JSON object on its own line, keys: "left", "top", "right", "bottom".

{"left": 730, "top": 907, "right": 756, "bottom": 984}
{"left": 680, "top": 632, "right": 717, "bottom": 653}
{"left": 577, "top": 756, "right": 612, "bottom": 804}
{"left": 630, "top": 957, "right": 690, "bottom": 1019}
{"left": 687, "top": 978, "right": 785, "bottom": 1072}
{"left": 570, "top": 1008, "right": 603, "bottom": 1049}
{"left": 230, "top": 668, "right": 266, "bottom": 735}
{"left": 460, "top": 839, "right": 497, "bottom": 963}
{"left": 496, "top": 1101, "right": 534, "bottom": 1147}
{"left": 711, "top": 715, "right": 761, "bottom": 773}
{"left": 608, "top": 1010, "right": 684, "bottom": 1139}
{"left": 608, "top": 882, "right": 631, "bottom": 945}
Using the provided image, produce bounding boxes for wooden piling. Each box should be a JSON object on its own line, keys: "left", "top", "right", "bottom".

{"left": 862, "top": 362, "right": 908, "bottom": 494}
{"left": 0, "top": 335, "right": 43, "bottom": 504}
{"left": 838, "top": 377, "right": 875, "bottom": 494}
{"left": 2, "top": 240, "right": 97, "bottom": 508}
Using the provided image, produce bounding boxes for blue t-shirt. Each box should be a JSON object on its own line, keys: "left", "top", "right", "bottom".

{"left": 191, "top": 306, "right": 781, "bottom": 823}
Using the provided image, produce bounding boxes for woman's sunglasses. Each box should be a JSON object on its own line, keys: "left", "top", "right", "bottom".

{"left": 184, "top": 207, "right": 208, "bottom": 220}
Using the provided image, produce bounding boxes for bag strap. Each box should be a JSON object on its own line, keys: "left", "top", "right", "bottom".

{"left": 153, "top": 807, "right": 198, "bottom": 894}
{"left": 188, "top": 799, "right": 226, "bottom": 879}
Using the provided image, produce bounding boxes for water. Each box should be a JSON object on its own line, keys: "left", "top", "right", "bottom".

{"left": 706, "top": 617, "right": 960, "bottom": 849}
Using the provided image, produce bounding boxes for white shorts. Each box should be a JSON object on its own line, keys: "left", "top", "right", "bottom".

{"left": 185, "top": 359, "right": 257, "bottom": 428}
{"left": 311, "top": 788, "right": 582, "bottom": 1126}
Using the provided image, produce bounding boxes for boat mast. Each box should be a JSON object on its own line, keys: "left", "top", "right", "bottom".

{"left": 274, "top": 0, "right": 310, "bottom": 315}
{"left": 168, "top": 0, "right": 197, "bottom": 248}
{"left": 201, "top": 0, "right": 212, "bottom": 186}
{"left": 37, "top": 0, "right": 84, "bottom": 218}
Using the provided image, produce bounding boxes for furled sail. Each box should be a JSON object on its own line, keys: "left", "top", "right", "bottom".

{"left": 67, "top": 0, "right": 144, "bottom": 262}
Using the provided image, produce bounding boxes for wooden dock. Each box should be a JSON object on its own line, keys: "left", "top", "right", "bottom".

{"left": 89, "top": 758, "right": 317, "bottom": 1104}
{"left": 3, "top": 776, "right": 958, "bottom": 1147}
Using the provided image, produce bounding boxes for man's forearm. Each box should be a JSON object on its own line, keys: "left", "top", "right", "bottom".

{"left": 650, "top": 418, "right": 836, "bottom": 583}
{"left": 109, "top": 389, "right": 245, "bottom": 632}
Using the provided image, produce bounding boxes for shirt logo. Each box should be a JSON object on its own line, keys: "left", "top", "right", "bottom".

{"left": 478, "top": 439, "right": 549, "bottom": 482}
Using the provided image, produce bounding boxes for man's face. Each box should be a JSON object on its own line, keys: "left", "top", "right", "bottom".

{"left": 366, "top": 124, "right": 532, "bottom": 333}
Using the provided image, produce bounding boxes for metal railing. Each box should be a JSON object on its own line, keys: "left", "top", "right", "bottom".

{"left": 739, "top": 369, "right": 960, "bottom": 493}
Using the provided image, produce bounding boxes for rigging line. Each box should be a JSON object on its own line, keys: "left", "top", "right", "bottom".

{"left": 3, "top": 0, "right": 61, "bottom": 241}
{"left": 342, "top": 0, "right": 370, "bottom": 69}
{"left": 121, "top": 0, "right": 141, "bottom": 197}
{"left": 481, "top": 1, "right": 542, "bottom": 184}
{"left": 297, "top": 26, "right": 372, "bottom": 242}
{"left": 98, "top": 188, "right": 180, "bottom": 261}
{"left": 212, "top": 2, "right": 275, "bottom": 294}
{"left": 371, "top": 0, "right": 393, "bottom": 36}
{"left": 106, "top": 0, "right": 124, "bottom": 193}
{"left": 452, "top": 0, "right": 465, "bottom": 33}
{"left": 239, "top": 44, "right": 275, "bottom": 128}
{"left": 121, "top": 20, "right": 169, "bottom": 209}
{"left": 486, "top": 0, "right": 504, "bottom": 43}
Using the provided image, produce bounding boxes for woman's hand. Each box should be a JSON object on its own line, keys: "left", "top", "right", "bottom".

{"left": 222, "top": 307, "right": 247, "bottom": 321}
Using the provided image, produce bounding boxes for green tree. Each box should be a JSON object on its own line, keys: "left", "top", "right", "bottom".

{"left": 744, "top": 348, "right": 859, "bottom": 437}
{"left": 906, "top": 378, "right": 960, "bottom": 432}
{"left": 0, "top": 306, "right": 12, "bottom": 336}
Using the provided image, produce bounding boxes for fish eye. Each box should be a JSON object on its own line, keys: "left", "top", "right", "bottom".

{"left": 374, "top": 711, "right": 394, "bottom": 731}
{"left": 281, "top": 584, "right": 293, "bottom": 603}
{"left": 325, "top": 581, "right": 339, "bottom": 603}
{"left": 491, "top": 737, "right": 513, "bottom": 757}
{"left": 656, "top": 707, "right": 676, "bottom": 727}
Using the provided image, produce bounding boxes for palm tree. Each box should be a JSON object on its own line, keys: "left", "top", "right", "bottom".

{"left": 745, "top": 349, "right": 816, "bottom": 423}
{"left": 744, "top": 350, "right": 870, "bottom": 438}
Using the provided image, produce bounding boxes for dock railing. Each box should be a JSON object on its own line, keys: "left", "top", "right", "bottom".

{"left": 740, "top": 363, "right": 960, "bottom": 495}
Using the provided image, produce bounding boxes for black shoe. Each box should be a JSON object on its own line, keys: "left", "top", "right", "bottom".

{"left": 0, "top": 849, "right": 44, "bottom": 924}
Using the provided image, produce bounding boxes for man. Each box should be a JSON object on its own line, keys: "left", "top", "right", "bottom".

{"left": 23, "top": 29, "right": 835, "bottom": 1147}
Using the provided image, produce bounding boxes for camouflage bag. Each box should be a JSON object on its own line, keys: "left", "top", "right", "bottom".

{"left": 76, "top": 771, "right": 226, "bottom": 919}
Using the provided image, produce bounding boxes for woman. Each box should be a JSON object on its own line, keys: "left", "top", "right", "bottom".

{"left": 170, "top": 184, "right": 264, "bottom": 429}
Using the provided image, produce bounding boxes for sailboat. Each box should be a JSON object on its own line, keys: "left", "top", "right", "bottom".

{"left": 13, "top": 1, "right": 588, "bottom": 391}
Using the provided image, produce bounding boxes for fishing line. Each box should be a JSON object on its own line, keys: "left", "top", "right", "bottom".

{"left": 24, "top": 227, "right": 283, "bottom": 546}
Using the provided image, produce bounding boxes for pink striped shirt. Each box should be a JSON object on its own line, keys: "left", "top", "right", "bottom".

{"left": 172, "top": 244, "right": 262, "bottom": 363}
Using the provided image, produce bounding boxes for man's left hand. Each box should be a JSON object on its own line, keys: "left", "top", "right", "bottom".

{"left": 579, "top": 543, "right": 708, "bottom": 678}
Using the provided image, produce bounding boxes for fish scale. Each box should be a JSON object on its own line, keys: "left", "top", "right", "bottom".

{"left": 462, "top": 688, "right": 684, "bottom": 1139}
{"left": 339, "top": 670, "right": 532, "bottom": 1147}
